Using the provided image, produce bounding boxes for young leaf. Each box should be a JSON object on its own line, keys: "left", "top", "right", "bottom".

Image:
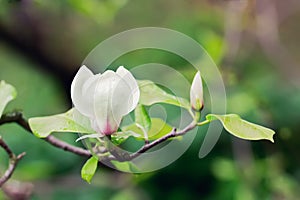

{"left": 29, "top": 108, "right": 96, "bottom": 138}
{"left": 110, "top": 131, "right": 140, "bottom": 145}
{"left": 0, "top": 81, "right": 17, "bottom": 116}
{"left": 111, "top": 160, "right": 139, "bottom": 173}
{"left": 138, "top": 80, "right": 190, "bottom": 109}
{"left": 135, "top": 104, "right": 151, "bottom": 136}
{"left": 122, "top": 118, "right": 173, "bottom": 140}
{"left": 81, "top": 156, "right": 98, "bottom": 183}
{"left": 147, "top": 118, "right": 173, "bottom": 139}
{"left": 206, "top": 114, "right": 275, "bottom": 142}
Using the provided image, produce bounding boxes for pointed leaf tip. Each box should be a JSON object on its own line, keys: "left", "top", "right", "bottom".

{"left": 81, "top": 156, "right": 98, "bottom": 184}
{"left": 28, "top": 108, "right": 96, "bottom": 138}
{"left": 0, "top": 81, "right": 17, "bottom": 116}
{"left": 206, "top": 114, "right": 275, "bottom": 143}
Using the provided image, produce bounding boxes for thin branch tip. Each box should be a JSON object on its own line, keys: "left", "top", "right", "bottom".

{"left": 0, "top": 138, "right": 26, "bottom": 187}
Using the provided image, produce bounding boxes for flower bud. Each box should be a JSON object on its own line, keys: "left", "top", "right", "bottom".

{"left": 190, "top": 71, "right": 204, "bottom": 111}
{"left": 71, "top": 65, "right": 140, "bottom": 135}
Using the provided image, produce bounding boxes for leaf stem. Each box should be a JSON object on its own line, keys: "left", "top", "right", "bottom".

{"left": 136, "top": 123, "right": 149, "bottom": 144}
{"left": 197, "top": 119, "right": 210, "bottom": 126}
{"left": 193, "top": 111, "right": 201, "bottom": 123}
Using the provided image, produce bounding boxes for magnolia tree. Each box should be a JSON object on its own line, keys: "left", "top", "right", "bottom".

{"left": 0, "top": 25, "right": 276, "bottom": 189}
{"left": 0, "top": 65, "right": 275, "bottom": 185}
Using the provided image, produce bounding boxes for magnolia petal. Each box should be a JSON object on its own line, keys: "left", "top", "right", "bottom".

{"left": 80, "top": 74, "right": 102, "bottom": 116}
{"left": 82, "top": 74, "right": 101, "bottom": 96}
{"left": 71, "top": 66, "right": 140, "bottom": 135}
{"left": 93, "top": 71, "right": 124, "bottom": 135}
{"left": 116, "top": 66, "right": 140, "bottom": 112}
{"left": 71, "top": 66, "right": 95, "bottom": 117}
{"left": 190, "top": 71, "right": 204, "bottom": 110}
{"left": 111, "top": 70, "right": 138, "bottom": 118}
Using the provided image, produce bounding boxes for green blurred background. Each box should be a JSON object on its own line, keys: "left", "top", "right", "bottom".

{"left": 1, "top": 0, "right": 300, "bottom": 199}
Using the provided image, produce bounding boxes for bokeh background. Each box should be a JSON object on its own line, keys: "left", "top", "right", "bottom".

{"left": 1, "top": 0, "right": 300, "bottom": 199}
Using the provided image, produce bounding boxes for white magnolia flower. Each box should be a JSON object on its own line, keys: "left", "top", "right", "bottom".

{"left": 190, "top": 71, "right": 204, "bottom": 111}
{"left": 71, "top": 65, "right": 140, "bottom": 135}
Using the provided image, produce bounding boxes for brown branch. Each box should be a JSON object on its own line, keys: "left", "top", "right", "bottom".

{"left": 0, "top": 111, "right": 115, "bottom": 185}
{"left": 0, "top": 110, "right": 199, "bottom": 170}
{"left": 44, "top": 135, "right": 91, "bottom": 157}
{"left": 128, "top": 121, "right": 197, "bottom": 160}
{"left": 0, "top": 137, "right": 26, "bottom": 187}
{"left": 0, "top": 111, "right": 199, "bottom": 162}
{"left": 0, "top": 111, "right": 91, "bottom": 158}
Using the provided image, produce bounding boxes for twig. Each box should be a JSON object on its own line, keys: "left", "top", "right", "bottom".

{"left": 129, "top": 121, "right": 197, "bottom": 160}
{"left": 44, "top": 136, "right": 91, "bottom": 157}
{"left": 0, "top": 137, "right": 26, "bottom": 187}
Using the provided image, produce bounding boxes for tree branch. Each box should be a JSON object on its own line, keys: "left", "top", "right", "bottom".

{"left": 128, "top": 121, "right": 197, "bottom": 160}
{"left": 0, "top": 111, "right": 91, "bottom": 158}
{"left": 0, "top": 110, "right": 199, "bottom": 174}
{"left": 0, "top": 137, "right": 26, "bottom": 187}
{"left": 44, "top": 136, "right": 91, "bottom": 157}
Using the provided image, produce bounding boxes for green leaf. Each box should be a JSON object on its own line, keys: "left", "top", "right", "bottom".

{"left": 29, "top": 108, "right": 96, "bottom": 138}
{"left": 138, "top": 80, "right": 190, "bottom": 109}
{"left": 81, "top": 156, "right": 98, "bottom": 183}
{"left": 111, "top": 131, "right": 140, "bottom": 145}
{"left": 206, "top": 114, "right": 275, "bottom": 142}
{"left": 147, "top": 118, "right": 173, "bottom": 139}
{"left": 135, "top": 104, "right": 151, "bottom": 133}
{"left": 122, "top": 118, "right": 173, "bottom": 140}
{"left": 0, "top": 81, "right": 17, "bottom": 116}
{"left": 111, "top": 160, "right": 139, "bottom": 173}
